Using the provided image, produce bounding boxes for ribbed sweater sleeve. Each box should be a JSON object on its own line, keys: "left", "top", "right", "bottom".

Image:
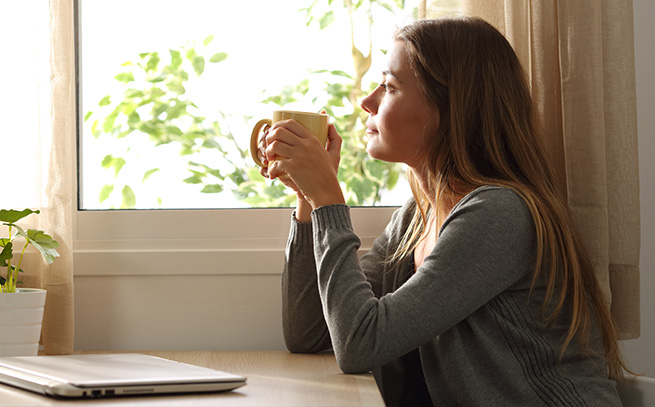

{"left": 310, "top": 187, "right": 537, "bottom": 374}
{"left": 282, "top": 215, "right": 332, "bottom": 353}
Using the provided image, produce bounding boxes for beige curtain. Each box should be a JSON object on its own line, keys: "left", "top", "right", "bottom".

{"left": 39, "top": 0, "right": 76, "bottom": 354}
{"left": 462, "top": 0, "right": 641, "bottom": 339}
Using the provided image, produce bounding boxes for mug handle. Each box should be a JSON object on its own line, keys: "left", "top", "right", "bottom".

{"left": 250, "top": 118, "right": 272, "bottom": 168}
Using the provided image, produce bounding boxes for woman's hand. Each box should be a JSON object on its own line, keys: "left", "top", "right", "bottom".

{"left": 264, "top": 119, "right": 345, "bottom": 210}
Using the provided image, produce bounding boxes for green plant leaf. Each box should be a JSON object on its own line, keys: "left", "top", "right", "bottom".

{"left": 377, "top": 2, "right": 394, "bottom": 12}
{"left": 142, "top": 168, "right": 160, "bottom": 182}
{"left": 192, "top": 56, "right": 205, "bottom": 76}
{"left": 26, "top": 229, "right": 60, "bottom": 264}
{"left": 99, "top": 95, "right": 112, "bottom": 107}
{"left": 312, "top": 69, "right": 352, "bottom": 78}
{"left": 200, "top": 184, "right": 223, "bottom": 193}
{"left": 203, "top": 35, "right": 214, "bottom": 46}
{"left": 101, "top": 155, "right": 126, "bottom": 176}
{"left": 183, "top": 175, "right": 202, "bottom": 184}
{"left": 319, "top": 11, "right": 335, "bottom": 29}
{"left": 201, "top": 139, "right": 221, "bottom": 149}
{"left": 91, "top": 119, "right": 100, "bottom": 138}
{"left": 209, "top": 52, "right": 228, "bottom": 63}
{"left": 170, "top": 49, "right": 182, "bottom": 69}
{"left": 185, "top": 48, "right": 197, "bottom": 61}
{"left": 103, "top": 111, "right": 119, "bottom": 133}
{"left": 0, "top": 209, "right": 39, "bottom": 223}
{"left": 98, "top": 184, "right": 114, "bottom": 203}
{"left": 0, "top": 243, "right": 12, "bottom": 263}
{"left": 145, "top": 52, "right": 160, "bottom": 72}
{"left": 165, "top": 125, "right": 184, "bottom": 136}
{"left": 148, "top": 73, "right": 167, "bottom": 84}
{"left": 114, "top": 72, "right": 135, "bottom": 83}
{"left": 121, "top": 185, "right": 136, "bottom": 208}
{"left": 166, "top": 79, "right": 186, "bottom": 94}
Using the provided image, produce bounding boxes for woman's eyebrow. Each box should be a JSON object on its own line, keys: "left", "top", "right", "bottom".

{"left": 382, "top": 70, "right": 403, "bottom": 83}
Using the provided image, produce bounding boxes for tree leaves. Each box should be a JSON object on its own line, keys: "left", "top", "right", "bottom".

{"left": 121, "top": 185, "right": 136, "bottom": 208}
{"left": 192, "top": 55, "right": 205, "bottom": 76}
{"left": 142, "top": 168, "right": 160, "bottom": 182}
{"left": 319, "top": 10, "right": 335, "bottom": 29}
{"left": 114, "top": 72, "right": 135, "bottom": 83}
{"left": 170, "top": 49, "right": 182, "bottom": 69}
{"left": 85, "top": 0, "right": 408, "bottom": 208}
{"left": 86, "top": 37, "right": 234, "bottom": 208}
{"left": 201, "top": 184, "right": 223, "bottom": 193}
{"left": 99, "top": 185, "right": 114, "bottom": 203}
{"left": 99, "top": 95, "right": 112, "bottom": 107}
{"left": 101, "top": 155, "right": 126, "bottom": 176}
{"left": 210, "top": 52, "right": 228, "bottom": 63}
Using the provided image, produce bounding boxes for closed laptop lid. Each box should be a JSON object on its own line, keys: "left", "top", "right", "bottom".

{"left": 0, "top": 353, "right": 246, "bottom": 398}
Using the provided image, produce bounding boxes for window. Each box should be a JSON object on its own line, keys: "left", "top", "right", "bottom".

{"left": 77, "top": 0, "right": 427, "bottom": 210}
{"left": 0, "top": 2, "right": 49, "bottom": 210}
{"left": 74, "top": 1, "right": 461, "bottom": 281}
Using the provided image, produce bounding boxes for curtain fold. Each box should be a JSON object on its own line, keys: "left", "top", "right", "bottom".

{"left": 38, "top": 0, "right": 76, "bottom": 354}
{"left": 462, "top": 0, "right": 640, "bottom": 339}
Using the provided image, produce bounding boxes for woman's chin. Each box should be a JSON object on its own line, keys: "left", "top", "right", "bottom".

{"left": 366, "top": 145, "right": 394, "bottom": 163}
{"left": 366, "top": 143, "right": 383, "bottom": 160}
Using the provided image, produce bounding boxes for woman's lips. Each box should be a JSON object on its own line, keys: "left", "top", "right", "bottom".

{"left": 365, "top": 124, "right": 378, "bottom": 135}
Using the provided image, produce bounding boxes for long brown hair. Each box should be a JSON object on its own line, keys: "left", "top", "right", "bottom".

{"left": 393, "top": 17, "right": 627, "bottom": 380}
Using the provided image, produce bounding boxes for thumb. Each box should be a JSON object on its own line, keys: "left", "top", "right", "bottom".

{"left": 325, "top": 124, "right": 342, "bottom": 172}
{"left": 326, "top": 124, "right": 342, "bottom": 154}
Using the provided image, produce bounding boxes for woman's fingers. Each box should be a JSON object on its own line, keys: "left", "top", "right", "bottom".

{"left": 264, "top": 118, "right": 340, "bottom": 184}
{"left": 326, "top": 124, "right": 342, "bottom": 165}
{"left": 258, "top": 124, "right": 270, "bottom": 160}
{"left": 259, "top": 166, "right": 269, "bottom": 178}
{"left": 265, "top": 122, "right": 321, "bottom": 162}
{"left": 272, "top": 119, "right": 315, "bottom": 139}
{"left": 261, "top": 116, "right": 345, "bottom": 207}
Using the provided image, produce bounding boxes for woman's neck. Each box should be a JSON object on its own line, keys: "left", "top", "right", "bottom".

{"left": 410, "top": 167, "right": 474, "bottom": 215}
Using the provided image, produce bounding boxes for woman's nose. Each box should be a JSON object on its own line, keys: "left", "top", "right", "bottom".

{"left": 360, "top": 90, "right": 378, "bottom": 114}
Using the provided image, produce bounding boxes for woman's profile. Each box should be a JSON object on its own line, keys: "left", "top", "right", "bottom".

{"left": 260, "top": 16, "right": 626, "bottom": 406}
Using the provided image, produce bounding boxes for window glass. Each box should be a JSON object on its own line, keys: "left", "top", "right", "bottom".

{"left": 78, "top": 0, "right": 460, "bottom": 210}
{"left": 0, "top": 2, "right": 49, "bottom": 209}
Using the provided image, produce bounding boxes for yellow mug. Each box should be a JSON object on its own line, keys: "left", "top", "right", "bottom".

{"left": 250, "top": 110, "right": 329, "bottom": 174}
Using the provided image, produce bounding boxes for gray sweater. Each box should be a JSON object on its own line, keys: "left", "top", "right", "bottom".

{"left": 283, "top": 186, "right": 621, "bottom": 406}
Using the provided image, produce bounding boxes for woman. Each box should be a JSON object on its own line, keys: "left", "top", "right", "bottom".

{"left": 260, "top": 17, "right": 625, "bottom": 406}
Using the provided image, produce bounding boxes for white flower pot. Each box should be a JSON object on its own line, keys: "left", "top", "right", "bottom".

{"left": 0, "top": 288, "right": 46, "bottom": 357}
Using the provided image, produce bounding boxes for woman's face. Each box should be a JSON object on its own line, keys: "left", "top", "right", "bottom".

{"left": 360, "top": 41, "right": 439, "bottom": 169}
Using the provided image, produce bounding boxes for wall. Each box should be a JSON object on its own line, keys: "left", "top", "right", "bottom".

{"left": 73, "top": 207, "right": 396, "bottom": 351}
{"left": 74, "top": 1, "right": 655, "bottom": 378}
{"left": 621, "top": 0, "right": 655, "bottom": 378}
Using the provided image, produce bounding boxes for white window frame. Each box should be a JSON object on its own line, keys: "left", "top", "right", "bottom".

{"left": 73, "top": 208, "right": 398, "bottom": 278}
{"left": 71, "top": 0, "right": 400, "bottom": 278}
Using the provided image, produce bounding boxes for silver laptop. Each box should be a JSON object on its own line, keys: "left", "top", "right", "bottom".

{"left": 0, "top": 353, "right": 246, "bottom": 398}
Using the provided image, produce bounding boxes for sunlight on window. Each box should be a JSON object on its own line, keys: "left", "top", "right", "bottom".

{"left": 79, "top": 1, "right": 459, "bottom": 210}
{"left": 0, "top": 2, "right": 49, "bottom": 210}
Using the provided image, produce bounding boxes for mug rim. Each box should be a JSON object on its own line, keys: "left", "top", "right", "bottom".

{"left": 273, "top": 110, "right": 328, "bottom": 117}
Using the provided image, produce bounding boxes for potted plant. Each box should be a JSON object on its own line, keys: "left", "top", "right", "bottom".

{"left": 0, "top": 209, "right": 59, "bottom": 356}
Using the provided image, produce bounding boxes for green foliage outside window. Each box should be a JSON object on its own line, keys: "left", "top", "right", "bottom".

{"left": 85, "top": 0, "right": 410, "bottom": 208}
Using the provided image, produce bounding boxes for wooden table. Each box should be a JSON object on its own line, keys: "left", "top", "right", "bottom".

{"left": 0, "top": 350, "right": 384, "bottom": 406}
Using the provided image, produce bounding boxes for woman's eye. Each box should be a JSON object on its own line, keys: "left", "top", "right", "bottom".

{"left": 380, "top": 82, "right": 392, "bottom": 92}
